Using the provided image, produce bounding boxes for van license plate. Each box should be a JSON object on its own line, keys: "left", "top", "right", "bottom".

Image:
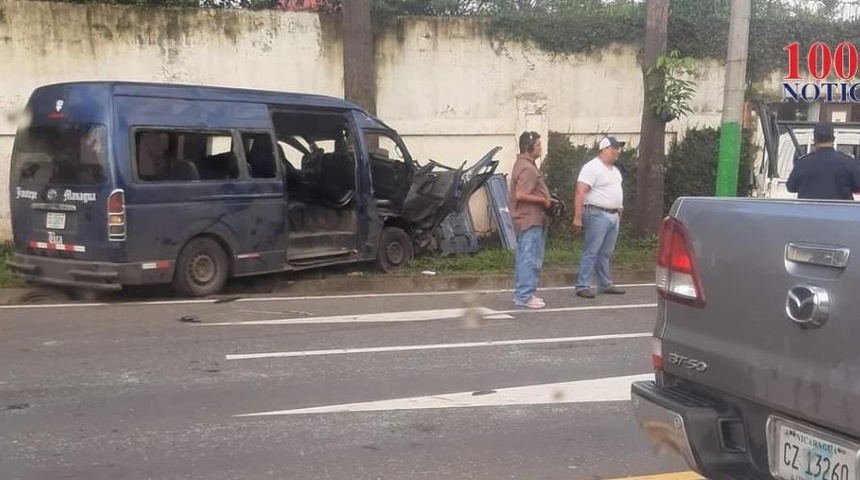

{"left": 45, "top": 212, "right": 66, "bottom": 230}
{"left": 768, "top": 416, "right": 860, "bottom": 480}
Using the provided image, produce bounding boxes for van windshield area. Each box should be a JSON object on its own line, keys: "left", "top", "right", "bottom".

{"left": 11, "top": 124, "right": 108, "bottom": 186}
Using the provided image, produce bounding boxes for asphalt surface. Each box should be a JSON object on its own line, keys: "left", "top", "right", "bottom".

{"left": 0, "top": 284, "right": 691, "bottom": 480}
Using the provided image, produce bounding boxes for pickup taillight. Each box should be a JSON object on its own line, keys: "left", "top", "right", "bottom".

{"left": 651, "top": 337, "right": 663, "bottom": 372}
{"left": 108, "top": 189, "right": 126, "bottom": 242}
{"left": 656, "top": 216, "right": 705, "bottom": 308}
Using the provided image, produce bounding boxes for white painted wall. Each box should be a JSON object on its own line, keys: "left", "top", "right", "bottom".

{"left": 0, "top": 2, "right": 753, "bottom": 241}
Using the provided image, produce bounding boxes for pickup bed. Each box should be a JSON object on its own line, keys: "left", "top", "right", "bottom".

{"left": 631, "top": 196, "right": 860, "bottom": 480}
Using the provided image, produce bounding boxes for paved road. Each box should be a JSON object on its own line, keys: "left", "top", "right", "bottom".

{"left": 0, "top": 284, "right": 693, "bottom": 480}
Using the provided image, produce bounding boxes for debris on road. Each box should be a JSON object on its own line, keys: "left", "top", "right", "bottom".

{"left": 214, "top": 296, "right": 242, "bottom": 304}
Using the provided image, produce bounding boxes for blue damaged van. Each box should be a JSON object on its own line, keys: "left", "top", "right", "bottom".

{"left": 7, "top": 82, "right": 500, "bottom": 297}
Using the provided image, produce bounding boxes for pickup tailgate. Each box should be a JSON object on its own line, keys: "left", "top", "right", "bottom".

{"left": 660, "top": 197, "right": 860, "bottom": 437}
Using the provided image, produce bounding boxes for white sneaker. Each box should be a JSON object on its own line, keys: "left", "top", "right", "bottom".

{"left": 515, "top": 295, "right": 545, "bottom": 309}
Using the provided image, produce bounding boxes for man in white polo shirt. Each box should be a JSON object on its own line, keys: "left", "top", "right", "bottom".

{"left": 572, "top": 136, "right": 627, "bottom": 299}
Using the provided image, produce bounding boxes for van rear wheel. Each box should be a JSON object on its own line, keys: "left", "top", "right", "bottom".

{"left": 173, "top": 237, "right": 229, "bottom": 298}
{"left": 376, "top": 226, "right": 414, "bottom": 272}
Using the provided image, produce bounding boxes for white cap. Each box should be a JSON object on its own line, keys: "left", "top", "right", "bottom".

{"left": 598, "top": 136, "right": 625, "bottom": 150}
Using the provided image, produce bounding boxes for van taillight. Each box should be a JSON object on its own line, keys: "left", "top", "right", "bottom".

{"left": 656, "top": 216, "right": 704, "bottom": 307}
{"left": 108, "top": 189, "right": 126, "bottom": 241}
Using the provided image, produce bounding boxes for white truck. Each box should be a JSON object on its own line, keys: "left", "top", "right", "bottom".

{"left": 751, "top": 104, "right": 860, "bottom": 200}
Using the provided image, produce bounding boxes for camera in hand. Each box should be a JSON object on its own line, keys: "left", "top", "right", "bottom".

{"left": 547, "top": 194, "right": 565, "bottom": 220}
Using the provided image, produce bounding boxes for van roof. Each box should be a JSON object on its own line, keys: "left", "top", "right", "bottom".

{"left": 34, "top": 81, "right": 367, "bottom": 112}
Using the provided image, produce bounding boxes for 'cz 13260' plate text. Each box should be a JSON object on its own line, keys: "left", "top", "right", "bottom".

{"left": 768, "top": 416, "right": 860, "bottom": 480}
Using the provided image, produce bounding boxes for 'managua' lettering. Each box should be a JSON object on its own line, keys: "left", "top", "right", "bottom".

{"left": 63, "top": 190, "right": 97, "bottom": 203}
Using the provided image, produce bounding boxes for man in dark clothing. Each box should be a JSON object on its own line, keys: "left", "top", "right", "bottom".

{"left": 787, "top": 123, "right": 860, "bottom": 200}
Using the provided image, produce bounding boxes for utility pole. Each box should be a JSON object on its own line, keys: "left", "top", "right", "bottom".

{"left": 715, "top": 0, "right": 751, "bottom": 196}
{"left": 342, "top": 0, "right": 376, "bottom": 115}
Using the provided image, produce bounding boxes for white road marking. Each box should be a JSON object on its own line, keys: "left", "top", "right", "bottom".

{"left": 201, "top": 303, "right": 655, "bottom": 327}
{"left": 513, "top": 303, "right": 657, "bottom": 315}
{"left": 226, "top": 332, "right": 651, "bottom": 360}
{"left": 202, "top": 307, "right": 512, "bottom": 326}
{"left": 234, "top": 373, "right": 654, "bottom": 417}
{"left": 0, "top": 283, "right": 655, "bottom": 310}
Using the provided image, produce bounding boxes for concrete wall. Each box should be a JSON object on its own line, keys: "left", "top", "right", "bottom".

{"left": 0, "top": 1, "right": 737, "bottom": 241}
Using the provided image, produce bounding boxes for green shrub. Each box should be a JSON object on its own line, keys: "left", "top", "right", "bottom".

{"left": 541, "top": 126, "right": 758, "bottom": 241}
{"left": 0, "top": 242, "right": 20, "bottom": 288}
{"left": 541, "top": 132, "right": 639, "bottom": 240}
{"left": 663, "top": 126, "right": 758, "bottom": 212}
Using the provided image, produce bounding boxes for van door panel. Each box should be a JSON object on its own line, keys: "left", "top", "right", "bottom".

{"left": 402, "top": 165, "right": 461, "bottom": 230}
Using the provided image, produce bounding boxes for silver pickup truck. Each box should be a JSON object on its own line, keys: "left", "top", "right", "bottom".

{"left": 631, "top": 196, "right": 860, "bottom": 480}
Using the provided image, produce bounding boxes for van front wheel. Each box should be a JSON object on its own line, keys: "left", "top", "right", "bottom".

{"left": 376, "top": 227, "right": 414, "bottom": 272}
{"left": 173, "top": 237, "right": 229, "bottom": 297}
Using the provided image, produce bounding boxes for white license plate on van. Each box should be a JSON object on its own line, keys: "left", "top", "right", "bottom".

{"left": 767, "top": 416, "right": 860, "bottom": 480}
{"left": 45, "top": 212, "right": 66, "bottom": 230}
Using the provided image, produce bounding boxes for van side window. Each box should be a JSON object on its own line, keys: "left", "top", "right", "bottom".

{"left": 241, "top": 133, "right": 278, "bottom": 179}
{"left": 365, "top": 131, "right": 409, "bottom": 204}
{"left": 135, "top": 130, "right": 239, "bottom": 182}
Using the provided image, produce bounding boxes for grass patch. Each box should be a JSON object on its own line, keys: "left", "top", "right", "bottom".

{"left": 0, "top": 243, "right": 23, "bottom": 288}
{"left": 403, "top": 234, "right": 657, "bottom": 276}
{"left": 280, "top": 232, "right": 656, "bottom": 281}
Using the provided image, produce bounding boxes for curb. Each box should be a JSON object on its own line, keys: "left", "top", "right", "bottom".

{"left": 267, "top": 269, "right": 656, "bottom": 296}
{"left": 0, "top": 269, "right": 655, "bottom": 305}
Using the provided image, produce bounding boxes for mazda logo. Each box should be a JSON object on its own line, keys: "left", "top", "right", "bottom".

{"left": 785, "top": 284, "right": 830, "bottom": 328}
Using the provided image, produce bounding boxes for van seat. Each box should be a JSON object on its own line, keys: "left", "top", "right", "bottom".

{"left": 317, "top": 152, "right": 355, "bottom": 207}
{"left": 197, "top": 152, "right": 238, "bottom": 180}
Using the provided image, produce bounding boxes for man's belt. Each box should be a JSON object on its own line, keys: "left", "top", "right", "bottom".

{"left": 585, "top": 204, "right": 622, "bottom": 214}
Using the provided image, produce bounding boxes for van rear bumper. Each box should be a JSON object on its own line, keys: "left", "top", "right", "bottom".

{"left": 7, "top": 253, "right": 172, "bottom": 291}
{"left": 631, "top": 380, "right": 768, "bottom": 480}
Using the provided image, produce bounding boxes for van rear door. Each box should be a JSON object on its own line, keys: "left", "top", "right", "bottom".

{"left": 10, "top": 117, "right": 118, "bottom": 262}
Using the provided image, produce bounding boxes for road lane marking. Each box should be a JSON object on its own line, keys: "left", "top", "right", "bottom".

{"left": 605, "top": 473, "right": 702, "bottom": 480}
{"left": 202, "top": 307, "right": 512, "bottom": 326}
{"left": 234, "top": 373, "right": 654, "bottom": 417}
{"left": 225, "top": 332, "right": 651, "bottom": 360}
{"left": 244, "top": 283, "right": 656, "bottom": 302}
{"left": 202, "top": 303, "right": 656, "bottom": 327}
{"left": 0, "top": 283, "right": 655, "bottom": 310}
{"left": 512, "top": 303, "right": 657, "bottom": 315}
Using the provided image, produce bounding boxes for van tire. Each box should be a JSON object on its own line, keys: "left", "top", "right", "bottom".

{"left": 173, "top": 237, "right": 229, "bottom": 298}
{"left": 376, "top": 227, "right": 413, "bottom": 272}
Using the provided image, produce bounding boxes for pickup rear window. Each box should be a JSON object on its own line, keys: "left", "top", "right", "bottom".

{"left": 11, "top": 123, "right": 108, "bottom": 186}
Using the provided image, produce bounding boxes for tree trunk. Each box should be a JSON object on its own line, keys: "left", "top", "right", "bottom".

{"left": 631, "top": 0, "right": 669, "bottom": 240}
{"left": 342, "top": 0, "right": 376, "bottom": 115}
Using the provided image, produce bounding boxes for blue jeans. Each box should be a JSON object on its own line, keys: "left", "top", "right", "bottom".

{"left": 513, "top": 226, "right": 546, "bottom": 303}
{"left": 576, "top": 208, "right": 620, "bottom": 291}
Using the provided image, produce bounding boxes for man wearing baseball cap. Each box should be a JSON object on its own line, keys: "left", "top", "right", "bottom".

{"left": 572, "top": 136, "right": 627, "bottom": 299}
{"left": 786, "top": 122, "right": 860, "bottom": 200}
